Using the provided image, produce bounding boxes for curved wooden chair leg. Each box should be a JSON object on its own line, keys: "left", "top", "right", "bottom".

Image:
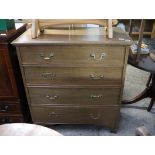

{"left": 135, "top": 126, "right": 150, "bottom": 136}
{"left": 147, "top": 97, "right": 155, "bottom": 111}
{"left": 146, "top": 73, "right": 153, "bottom": 87}
{"left": 122, "top": 87, "right": 151, "bottom": 105}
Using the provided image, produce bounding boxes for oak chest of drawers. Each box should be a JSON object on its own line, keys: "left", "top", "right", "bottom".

{"left": 12, "top": 27, "right": 132, "bottom": 132}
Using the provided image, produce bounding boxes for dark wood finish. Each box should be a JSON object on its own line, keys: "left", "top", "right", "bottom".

{"left": 0, "top": 116, "right": 23, "bottom": 124}
{"left": 122, "top": 19, "right": 155, "bottom": 111}
{"left": 118, "top": 19, "right": 155, "bottom": 39}
{"left": 0, "top": 45, "right": 18, "bottom": 101}
{"left": 0, "top": 103, "right": 21, "bottom": 113}
{"left": 122, "top": 53, "right": 155, "bottom": 111}
{"left": 0, "top": 23, "right": 31, "bottom": 123}
{"left": 151, "top": 21, "right": 155, "bottom": 38}
{"left": 12, "top": 26, "right": 132, "bottom": 132}
{"left": 136, "top": 20, "right": 146, "bottom": 62}
{"left": 128, "top": 52, "right": 155, "bottom": 74}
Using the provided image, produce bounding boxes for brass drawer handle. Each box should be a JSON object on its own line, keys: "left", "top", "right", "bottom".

{"left": 40, "top": 52, "right": 54, "bottom": 60}
{"left": 48, "top": 112, "right": 58, "bottom": 118}
{"left": 90, "top": 52, "right": 107, "bottom": 60}
{"left": 0, "top": 117, "right": 12, "bottom": 123}
{"left": 48, "top": 112, "right": 56, "bottom": 116}
{"left": 46, "top": 95, "right": 58, "bottom": 100}
{"left": 90, "top": 74, "right": 104, "bottom": 80}
{"left": 48, "top": 112, "right": 63, "bottom": 118}
{"left": 89, "top": 113, "right": 102, "bottom": 120}
{"left": 90, "top": 95, "right": 103, "bottom": 98}
{"left": 0, "top": 105, "right": 9, "bottom": 112}
{"left": 42, "top": 73, "right": 56, "bottom": 79}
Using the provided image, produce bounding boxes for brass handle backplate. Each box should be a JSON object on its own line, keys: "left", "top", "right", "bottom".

{"left": 90, "top": 74, "right": 104, "bottom": 80}
{"left": 90, "top": 95, "right": 103, "bottom": 98}
{"left": 42, "top": 73, "right": 56, "bottom": 79}
{"left": 88, "top": 113, "right": 102, "bottom": 120}
{"left": 90, "top": 52, "right": 107, "bottom": 60}
{"left": 40, "top": 52, "right": 54, "bottom": 60}
{"left": 46, "top": 95, "right": 58, "bottom": 100}
{"left": 48, "top": 112, "right": 58, "bottom": 118}
{"left": 48, "top": 112, "right": 63, "bottom": 118}
{"left": 0, "top": 105, "right": 9, "bottom": 112}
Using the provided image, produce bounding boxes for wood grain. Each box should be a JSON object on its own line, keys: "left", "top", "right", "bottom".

{"left": 0, "top": 24, "right": 31, "bottom": 123}
{"left": 0, "top": 116, "right": 23, "bottom": 124}
{"left": 19, "top": 45, "right": 125, "bottom": 67}
{"left": 31, "top": 105, "right": 120, "bottom": 131}
{"left": 12, "top": 27, "right": 132, "bottom": 46}
{"left": 151, "top": 20, "right": 155, "bottom": 38}
{"left": 23, "top": 66, "right": 123, "bottom": 86}
{"left": 13, "top": 26, "right": 132, "bottom": 132}
{"left": 0, "top": 45, "right": 18, "bottom": 99}
{"left": 108, "top": 19, "right": 113, "bottom": 38}
{"left": 0, "top": 103, "right": 21, "bottom": 114}
{"left": 28, "top": 87, "right": 121, "bottom": 106}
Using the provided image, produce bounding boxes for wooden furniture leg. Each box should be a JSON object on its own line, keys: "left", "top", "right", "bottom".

{"left": 136, "top": 19, "right": 146, "bottom": 62}
{"left": 147, "top": 74, "right": 155, "bottom": 111}
{"left": 128, "top": 19, "right": 133, "bottom": 35}
{"left": 122, "top": 87, "right": 151, "bottom": 104}
{"left": 147, "top": 96, "right": 155, "bottom": 111}
{"left": 151, "top": 20, "right": 155, "bottom": 38}
{"left": 146, "top": 73, "right": 152, "bottom": 87}
{"left": 122, "top": 74, "right": 155, "bottom": 111}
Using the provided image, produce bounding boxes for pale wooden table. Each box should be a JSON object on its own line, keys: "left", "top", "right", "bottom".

{"left": 0, "top": 123, "right": 62, "bottom": 136}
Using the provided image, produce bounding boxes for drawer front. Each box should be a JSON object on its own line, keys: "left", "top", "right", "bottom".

{"left": 0, "top": 115, "right": 23, "bottom": 124}
{"left": 24, "top": 67, "right": 122, "bottom": 85}
{"left": 0, "top": 104, "right": 21, "bottom": 114}
{"left": 31, "top": 105, "right": 120, "bottom": 128}
{"left": 28, "top": 87, "right": 121, "bottom": 105}
{"left": 20, "top": 45, "right": 125, "bottom": 67}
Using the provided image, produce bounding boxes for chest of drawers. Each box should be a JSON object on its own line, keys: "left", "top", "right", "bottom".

{"left": 0, "top": 23, "right": 31, "bottom": 124}
{"left": 12, "top": 27, "right": 132, "bottom": 132}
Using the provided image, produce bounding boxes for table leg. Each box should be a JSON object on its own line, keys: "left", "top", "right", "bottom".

{"left": 122, "top": 87, "right": 151, "bottom": 104}
{"left": 147, "top": 97, "right": 155, "bottom": 111}
{"left": 147, "top": 74, "right": 155, "bottom": 111}
{"left": 122, "top": 74, "right": 155, "bottom": 111}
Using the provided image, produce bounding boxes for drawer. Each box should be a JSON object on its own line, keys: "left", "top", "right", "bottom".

{"left": 0, "top": 104, "right": 21, "bottom": 114}
{"left": 0, "top": 115, "right": 23, "bottom": 124}
{"left": 28, "top": 87, "right": 121, "bottom": 105}
{"left": 19, "top": 45, "right": 125, "bottom": 67}
{"left": 24, "top": 66, "right": 122, "bottom": 85}
{"left": 31, "top": 105, "right": 120, "bottom": 129}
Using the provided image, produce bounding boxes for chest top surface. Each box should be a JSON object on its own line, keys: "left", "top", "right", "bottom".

{"left": 12, "top": 27, "right": 132, "bottom": 46}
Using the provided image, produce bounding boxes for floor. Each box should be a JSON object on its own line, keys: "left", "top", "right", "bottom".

{"left": 51, "top": 65, "right": 155, "bottom": 136}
